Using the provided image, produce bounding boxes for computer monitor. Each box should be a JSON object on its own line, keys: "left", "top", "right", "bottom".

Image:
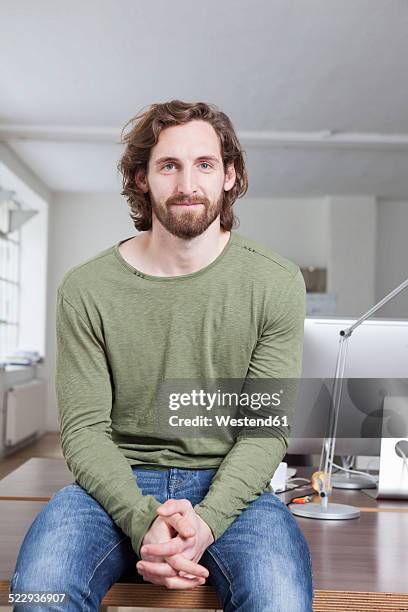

{"left": 288, "top": 317, "right": 408, "bottom": 455}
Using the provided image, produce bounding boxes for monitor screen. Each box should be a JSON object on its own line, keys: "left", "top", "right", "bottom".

{"left": 288, "top": 317, "right": 408, "bottom": 456}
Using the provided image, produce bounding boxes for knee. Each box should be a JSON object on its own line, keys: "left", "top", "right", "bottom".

{"left": 11, "top": 556, "right": 83, "bottom": 597}
{"left": 11, "top": 559, "right": 88, "bottom": 612}
{"left": 229, "top": 549, "right": 313, "bottom": 612}
{"left": 12, "top": 486, "right": 87, "bottom": 590}
{"left": 11, "top": 526, "right": 88, "bottom": 607}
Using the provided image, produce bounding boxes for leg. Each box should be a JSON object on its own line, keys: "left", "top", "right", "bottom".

{"left": 201, "top": 491, "right": 313, "bottom": 612}
{"left": 168, "top": 468, "right": 312, "bottom": 611}
{"left": 10, "top": 483, "right": 139, "bottom": 611}
{"left": 10, "top": 463, "right": 173, "bottom": 612}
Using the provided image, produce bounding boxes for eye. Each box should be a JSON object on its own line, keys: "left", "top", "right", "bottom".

{"left": 200, "top": 162, "right": 212, "bottom": 170}
{"left": 162, "top": 162, "right": 176, "bottom": 171}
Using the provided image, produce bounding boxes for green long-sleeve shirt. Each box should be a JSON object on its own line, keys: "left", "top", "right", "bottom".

{"left": 55, "top": 230, "right": 306, "bottom": 557}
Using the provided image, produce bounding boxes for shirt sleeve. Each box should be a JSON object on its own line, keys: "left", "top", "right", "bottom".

{"left": 194, "top": 268, "right": 306, "bottom": 541}
{"left": 55, "top": 288, "right": 161, "bottom": 557}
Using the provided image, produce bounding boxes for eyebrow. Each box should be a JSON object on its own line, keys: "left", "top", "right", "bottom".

{"left": 154, "top": 155, "right": 220, "bottom": 168}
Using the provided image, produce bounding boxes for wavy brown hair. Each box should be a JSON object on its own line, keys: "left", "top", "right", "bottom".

{"left": 117, "top": 100, "right": 248, "bottom": 231}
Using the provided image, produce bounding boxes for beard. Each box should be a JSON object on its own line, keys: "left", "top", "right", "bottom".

{"left": 150, "top": 191, "right": 224, "bottom": 239}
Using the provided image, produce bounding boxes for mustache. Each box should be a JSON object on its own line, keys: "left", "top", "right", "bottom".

{"left": 167, "top": 195, "right": 209, "bottom": 206}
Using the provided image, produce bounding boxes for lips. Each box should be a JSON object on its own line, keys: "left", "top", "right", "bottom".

{"left": 172, "top": 202, "right": 202, "bottom": 206}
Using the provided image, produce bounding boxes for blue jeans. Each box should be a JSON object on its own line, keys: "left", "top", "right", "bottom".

{"left": 10, "top": 467, "right": 313, "bottom": 611}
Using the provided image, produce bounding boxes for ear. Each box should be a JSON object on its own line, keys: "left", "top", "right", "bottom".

{"left": 135, "top": 168, "right": 149, "bottom": 193}
{"left": 224, "top": 163, "right": 236, "bottom": 192}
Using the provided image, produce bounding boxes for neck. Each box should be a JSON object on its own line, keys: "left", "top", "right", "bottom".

{"left": 142, "top": 220, "right": 230, "bottom": 277}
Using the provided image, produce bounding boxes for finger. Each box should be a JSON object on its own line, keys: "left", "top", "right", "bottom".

{"left": 164, "top": 575, "right": 206, "bottom": 590}
{"left": 157, "top": 499, "right": 192, "bottom": 516}
{"left": 141, "top": 571, "right": 167, "bottom": 586}
{"left": 179, "top": 572, "right": 198, "bottom": 579}
{"left": 164, "top": 554, "right": 209, "bottom": 578}
{"left": 141, "top": 535, "right": 188, "bottom": 557}
{"left": 140, "top": 569, "right": 205, "bottom": 589}
{"left": 141, "top": 554, "right": 166, "bottom": 563}
{"left": 160, "top": 512, "right": 195, "bottom": 538}
{"left": 137, "top": 561, "right": 178, "bottom": 578}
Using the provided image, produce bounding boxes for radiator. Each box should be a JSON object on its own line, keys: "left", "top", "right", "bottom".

{"left": 5, "top": 379, "right": 46, "bottom": 446}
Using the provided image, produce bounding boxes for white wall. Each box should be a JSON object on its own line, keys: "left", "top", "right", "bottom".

{"left": 234, "top": 197, "right": 328, "bottom": 267}
{"left": 375, "top": 200, "right": 408, "bottom": 318}
{"left": 236, "top": 195, "right": 377, "bottom": 315}
{"left": 326, "top": 196, "right": 377, "bottom": 317}
{"left": 0, "top": 143, "right": 51, "bottom": 204}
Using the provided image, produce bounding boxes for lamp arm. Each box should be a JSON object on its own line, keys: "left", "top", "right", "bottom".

{"left": 342, "top": 278, "right": 408, "bottom": 338}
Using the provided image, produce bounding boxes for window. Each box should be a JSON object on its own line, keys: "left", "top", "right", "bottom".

{"left": 0, "top": 199, "right": 21, "bottom": 360}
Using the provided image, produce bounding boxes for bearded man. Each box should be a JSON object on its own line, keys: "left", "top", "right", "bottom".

{"left": 11, "top": 100, "right": 313, "bottom": 612}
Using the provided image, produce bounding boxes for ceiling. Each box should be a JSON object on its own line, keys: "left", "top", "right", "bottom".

{"left": 1, "top": 0, "right": 408, "bottom": 198}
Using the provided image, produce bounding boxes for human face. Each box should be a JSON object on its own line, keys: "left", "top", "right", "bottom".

{"left": 136, "top": 120, "right": 236, "bottom": 239}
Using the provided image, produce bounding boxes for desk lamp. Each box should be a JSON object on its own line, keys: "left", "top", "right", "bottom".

{"left": 290, "top": 277, "right": 408, "bottom": 519}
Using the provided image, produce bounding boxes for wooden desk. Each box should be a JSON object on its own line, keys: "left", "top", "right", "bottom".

{"left": 0, "top": 457, "right": 74, "bottom": 501}
{"left": 0, "top": 459, "right": 407, "bottom": 610}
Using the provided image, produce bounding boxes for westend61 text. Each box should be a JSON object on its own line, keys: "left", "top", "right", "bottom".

{"left": 168, "top": 415, "right": 289, "bottom": 427}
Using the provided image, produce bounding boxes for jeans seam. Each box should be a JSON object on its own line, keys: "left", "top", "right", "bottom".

{"left": 80, "top": 535, "right": 129, "bottom": 610}
{"left": 172, "top": 472, "right": 194, "bottom": 491}
{"left": 206, "top": 545, "right": 238, "bottom": 610}
{"left": 168, "top": 470, "right": 195, "bottom": 494}
{"left": 10, "top": 570, "right": 19, "bottom": 592}
{"left": 307, "top": 546, "right": 314, "bottom": 594}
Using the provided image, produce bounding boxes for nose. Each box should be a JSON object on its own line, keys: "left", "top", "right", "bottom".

{"left": 177, "top": 167, "right": 197, "bottom": 195}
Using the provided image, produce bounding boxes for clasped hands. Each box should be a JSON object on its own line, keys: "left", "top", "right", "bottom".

{"left": 137, "top": 499, "right": 214, "bottom": 589}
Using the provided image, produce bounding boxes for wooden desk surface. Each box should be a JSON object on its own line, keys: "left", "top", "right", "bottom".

{"left": 0, "top": 457, "right": 74, "bottom": 501}
{"left": 4, "top": 458, "right": 408, "bottom": 510}
{"left": 0, "top": 458, "right": 408, "bottom": 609}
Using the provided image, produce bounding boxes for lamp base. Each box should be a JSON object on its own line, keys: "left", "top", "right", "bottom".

{"left": 289, "top": 501, "right": 360, "bottom": 520}
{"left": 332, "top": 473, "right": 376, "bottom": 490}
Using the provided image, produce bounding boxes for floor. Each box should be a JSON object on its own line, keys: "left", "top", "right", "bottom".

{"left": 0, "top": 433, "right": 220, "bottom": 611}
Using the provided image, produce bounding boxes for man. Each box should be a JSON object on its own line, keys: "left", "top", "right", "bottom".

{"left": 11, "top": 100, "right": 313, "bottom": 611}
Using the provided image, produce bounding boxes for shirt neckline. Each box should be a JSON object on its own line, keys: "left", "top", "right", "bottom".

{"left": 112, "top": 231, "right": 235, "bottom": 282}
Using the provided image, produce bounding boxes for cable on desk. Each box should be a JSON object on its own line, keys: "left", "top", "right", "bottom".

{"left": 330, "top": 461, "right": 378, "bottom": 483}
